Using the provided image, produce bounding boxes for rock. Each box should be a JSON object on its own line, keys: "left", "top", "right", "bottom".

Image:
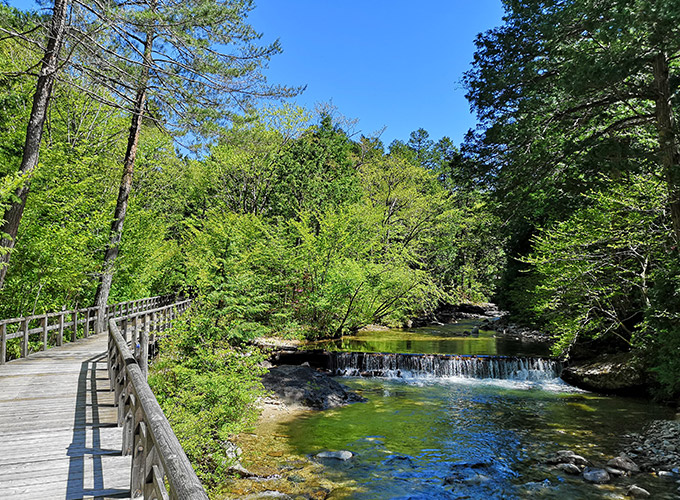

{"left": 561, "top": 352, "right": 648, "bottom": 394}
{"left": 242, "top": 491, "right": 292, "bottom": 499}
{"left": 582, "top": 467, "right": 610, "bottom": 483}
{"left": 229, "top": 464, "right": 257, "bottom": 478}
{"left": 545, "top": 450, "right": 589, "bottom": 467}
{"left": 223, "top": 441, "right": 243, "bottom": 461}
{"left": 557, "top": 463, "right": 581, "bottom": 475}
{"left": 605, "top": 467, "right": 626, "bottom": 477}
{"left": 627, "top": 485, "right": 651, "bottom": 497}
{"left": 658, "top": 470, "right": 674, "bottom": 477}
{"left": 316, "top": 450, "right": 353, "bottom": 461}
{"left": 262, "top": 365, "right": 366, "bottom": 410}
{"left": 607, "top": 455, "right": 640, "bottom": 473}
{"left": 287, "top": 474, "right": 305, "bottom": 483}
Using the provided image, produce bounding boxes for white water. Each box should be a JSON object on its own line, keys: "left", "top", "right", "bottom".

{"left": 331, "top": 352, "right": 562, "bottom": 382}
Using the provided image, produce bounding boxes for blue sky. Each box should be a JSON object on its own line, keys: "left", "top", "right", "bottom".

{"left": 7, "top": 0, "right": 506, "bottom": 147}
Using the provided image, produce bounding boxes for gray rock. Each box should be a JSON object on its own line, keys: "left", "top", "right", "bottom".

{"left": 557, "top": 463, "right": 581, "bottom": 475}
{"left": 561, "top": 352, "right": 647, "bottom": 393}
{"left": 228, "top": 464, "right": 257, "bottom": 478}
{"left": 658, "top": 470, "right": 674, "bottom": 477}
{"left": 605, "top": 467, "right": 626, "bottom": 477}
{"left": 262, "top": 365, "right": 366, "bottom": 410}
{"left": 582, "top": 467, "right": 610, "bottom": 483}
{"left": 607, "top": 455, "right": 639, "bottom": 473}
{"left": 546, "top": 450, "right": 589, "bottom": 467}
{"left": 316, "top": 450, "right": 353, "bottom": 461}
{"left": 627, "top": 485, "right": 651, "bottom": 497}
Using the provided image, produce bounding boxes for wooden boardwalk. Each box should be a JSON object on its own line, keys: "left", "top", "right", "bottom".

{"left": 0, "top": 333, "right": 131, "bottom": 499}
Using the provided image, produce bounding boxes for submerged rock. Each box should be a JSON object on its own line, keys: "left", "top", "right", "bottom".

{"left": 582, "top": 467, "right": 610, "bottom": 483}
{"left": 561, "top": 352, "right": 648, "bottom": 394}
{"left": 557, "top": 463, "right": 581, "bottom": 475}
{"left": 262, "top": 365, "right": 366, "bottom": 410}
{"left": 316, "top": 450, "right": 353, "bottom": 461}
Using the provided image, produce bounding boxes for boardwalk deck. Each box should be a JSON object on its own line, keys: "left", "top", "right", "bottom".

{"left": 0, "top": 334, "right": 130, "bottom": 499}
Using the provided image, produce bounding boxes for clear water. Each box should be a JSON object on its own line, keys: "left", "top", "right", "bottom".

{"left": 281, "top": 378, "right": 677, "bottom": 499}
{"left": 277, "top": 320, "right": 680, "bottom": 498}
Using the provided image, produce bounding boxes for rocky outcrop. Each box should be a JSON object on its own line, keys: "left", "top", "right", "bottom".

{"left": 261, "top": 364, "right": 366, "bottom": 410}
{"left": 560, "top": 352, "right": 648, "bottom": 394}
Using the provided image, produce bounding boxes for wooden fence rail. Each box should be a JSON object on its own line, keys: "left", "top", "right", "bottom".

{"left": 0, "top": 294, "right": 177, "bottom": 364}
{"left": 109, "top": 311, "right": 208, "bottom": 500}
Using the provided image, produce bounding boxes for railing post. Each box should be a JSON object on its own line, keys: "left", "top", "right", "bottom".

{"left": 41, "top": 315, "right": 48, "bottom": 351}
{"left": 84, "top": 308, "right": 90, "bottom": 338}
{"left": 58, "top": 310, "right": 65, "bottom": 346}
{"left": 1, "top": 323, "right": 6, "bottom": 364}
{"left": 140, "top": 314, "right": 149, "bottom": 379}
{"left": 72, "top": 310, "right": 78, "bottom": 343}
{"left": 21, "top": 318, "right": 28, "bottom": 358}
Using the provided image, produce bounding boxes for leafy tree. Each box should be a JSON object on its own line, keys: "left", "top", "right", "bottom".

{"left": 526, "top": 175, "right": 669, "bottom": 357}
{"left": 464, "top": 0, "right": 680, "bottom": 315}
{"left": 79, "top": 0, "right": 299, "bottom": 330}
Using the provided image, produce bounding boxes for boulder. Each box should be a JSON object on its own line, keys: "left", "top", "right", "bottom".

{"left": 582, "top": 467, "right": 610, "bottom": 483}
{"left": 561, "top": 352, "right": 648, "bottom": 394}
{"left": 262, "top": 365, "right": 366, "bottom": 410}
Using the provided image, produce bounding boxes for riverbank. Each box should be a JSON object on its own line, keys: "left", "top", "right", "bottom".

{"left": 218, "top": 366, "right": 367, "bottom": 499}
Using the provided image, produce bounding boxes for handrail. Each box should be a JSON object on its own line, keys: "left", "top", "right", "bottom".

{"left": 0, "top": 294, "right": 178, "bottom": 363}
{"left": 109, "top": 312, "right": 208, "bottom": 500}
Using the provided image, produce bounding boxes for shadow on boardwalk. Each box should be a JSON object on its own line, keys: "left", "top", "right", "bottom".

{"left": 66, "top": 352, "right": 129, "bottom": 499}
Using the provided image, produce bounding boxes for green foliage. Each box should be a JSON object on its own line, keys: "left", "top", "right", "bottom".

{"left": 526, "top": 175, "right": 670, "bottom": 357}
{"left": 647, "top": 260, "right": 680, "bottom": 398}
{"left": 149, "top": 305, "right": 266, "bottom": 490}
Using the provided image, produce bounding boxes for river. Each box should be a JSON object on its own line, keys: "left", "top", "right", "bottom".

{"left": 274, "top": 320, "right": 679, "bottom": 499}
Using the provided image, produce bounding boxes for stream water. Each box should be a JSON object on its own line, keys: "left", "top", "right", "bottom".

{"left": 277, "top": 320, "right": 679, "bottom": 499}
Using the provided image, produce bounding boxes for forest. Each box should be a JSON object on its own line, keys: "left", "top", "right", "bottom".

{"left": 1, "top": 0, "right": 679, "bottom": 492}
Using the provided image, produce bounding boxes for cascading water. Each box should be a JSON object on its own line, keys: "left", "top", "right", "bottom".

{"left": 330, "top": 352, "right": 562, "bottom": 381}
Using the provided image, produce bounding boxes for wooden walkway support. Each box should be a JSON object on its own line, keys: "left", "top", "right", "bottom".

{"left": 0, "top": 297, "right": 206, "bottom": 499}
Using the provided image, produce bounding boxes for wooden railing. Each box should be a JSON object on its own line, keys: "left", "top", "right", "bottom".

{"left": 108, "top": 304, "right": 208, "bottom": 500}
{"left": 0, "top": 295, "right": 177, "bottom": 364}
{"left": 1, "top": 295, "right": 208, "bottom": 498}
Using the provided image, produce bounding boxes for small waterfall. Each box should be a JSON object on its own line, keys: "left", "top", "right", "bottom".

{"left": 330, "top": 352, "right": 561, "bottom": 381}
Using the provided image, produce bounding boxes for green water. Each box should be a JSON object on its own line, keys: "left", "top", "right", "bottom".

{"left": 307, "top": 319, "right": 551, "bottom": 358}
{"left": 282, "top": 378, "right": 677, "bottom": 499}
{"left": 281, "top": 319, "right": 679, "bottom": 498}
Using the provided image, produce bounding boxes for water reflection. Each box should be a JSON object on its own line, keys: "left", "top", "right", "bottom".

{"left": 307, "top": 319, "right": 550, "bottom": 358}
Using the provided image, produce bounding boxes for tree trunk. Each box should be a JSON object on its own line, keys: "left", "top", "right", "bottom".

{"left": 93, "top": 30, "right": 154, "bottom": 333}
{"left": 0, "top": 0, "right": 69, "bottom": 289}
{"left": 652, "top": 52, "right": 680, "bottom": 246}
